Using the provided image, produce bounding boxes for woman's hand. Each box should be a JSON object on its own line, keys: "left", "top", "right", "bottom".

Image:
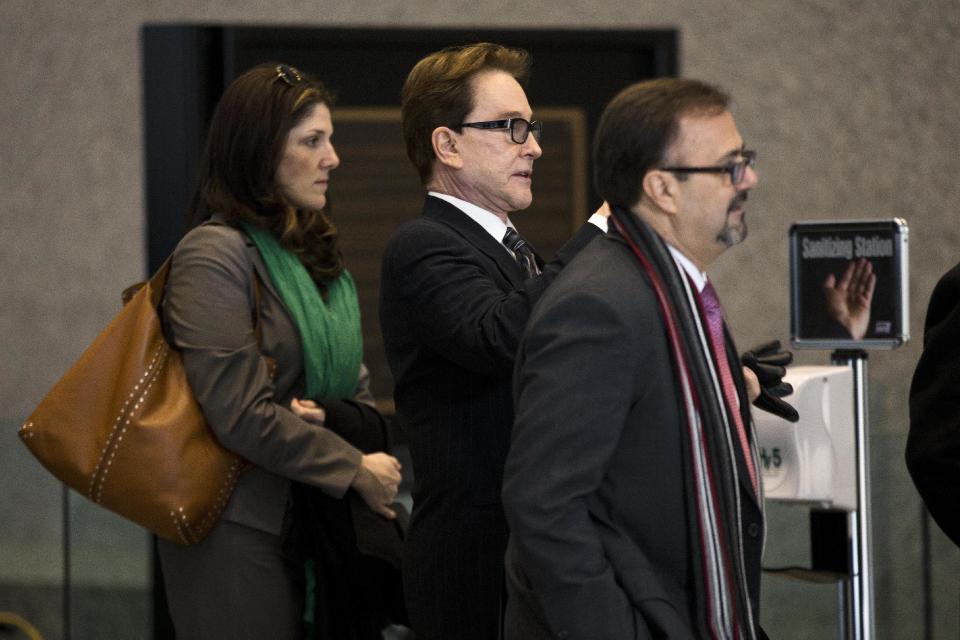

{"left": 351, "top": 452, "right": 403, "bottom": 519}
{"left": 293, "top": 399, "right": 402, "bottom": 516}
{"left": 290, "top": 398, "right": 326, "bottom": 425}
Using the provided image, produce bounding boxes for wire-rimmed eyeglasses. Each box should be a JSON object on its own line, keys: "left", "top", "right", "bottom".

{"left": 456, "top": 118, "right": 542, "bottom": 145}
{"left": 661, "top": 150, "right": 757, "bottom": 185}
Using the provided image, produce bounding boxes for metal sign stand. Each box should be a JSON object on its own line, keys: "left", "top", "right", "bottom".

{"left": 63, "top": 483, "right": 72, "bottom": 640}
{"left": 831, "top": 350, "right": 874, "bottom": 640}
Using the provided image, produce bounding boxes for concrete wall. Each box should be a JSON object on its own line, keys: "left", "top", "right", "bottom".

{"left": 3, "top": 0, "right": 958, "bottom": 637}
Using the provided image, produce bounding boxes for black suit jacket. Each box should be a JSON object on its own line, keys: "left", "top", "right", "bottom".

{"left": 908, "top": 261, "right": 960, "bottom": 547}
{"left": 379, "top": 195, "right": 602, "bottom": 639}
{"left": 502, "top": 232, "right": 765, "bottom": 639}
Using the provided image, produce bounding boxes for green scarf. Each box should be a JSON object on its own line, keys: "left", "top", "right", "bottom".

{"left": 241, "top": 222, "right": 362, "bottom": 400}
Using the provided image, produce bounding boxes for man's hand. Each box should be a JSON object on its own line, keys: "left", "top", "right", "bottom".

{"left": 742, "top": 366, "right": 761, "bottom": 403}
{"left": 741, "top": 340, "right": 799, "bottom": 422}
{"left": 351, "top": 452, "right": 403, "bottom": 519}
{"left": 823, "top": 258, "right": 876, "bottom": 340}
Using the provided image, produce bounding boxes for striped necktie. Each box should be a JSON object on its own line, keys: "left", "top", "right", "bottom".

{"left": 503, "top": 227, "right": 540, "bottom": 279}
{"left": 700, "top": 281, "right": 759, "bottom": 494}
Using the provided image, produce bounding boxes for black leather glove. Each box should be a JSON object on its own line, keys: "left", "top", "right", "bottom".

{"left": 741, "top": 340, "right": 800, "bottom": 423}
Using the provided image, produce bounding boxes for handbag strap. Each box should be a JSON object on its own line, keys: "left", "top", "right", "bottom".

{"left": 120, "top": 259, "right": 171, "bottom": 307}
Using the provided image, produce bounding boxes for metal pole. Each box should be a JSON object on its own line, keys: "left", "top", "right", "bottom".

{"left": 832, "top": 350, "right": 873, "bottom": 640}
{"left": 844, "top": 510, "right": 864, "bottom": 639}
{"left": 62, "top": 483, "right": 72, "bottom": 640}
{"left": 837, "top": 579, "right": 849, "bottom": 639}
{"left": 920, "top": 508, "right": 932, "bottom": 640}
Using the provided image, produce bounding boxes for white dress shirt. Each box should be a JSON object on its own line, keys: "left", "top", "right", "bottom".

{"left": 428, "top": 191, "right": 608, "bottom": 258}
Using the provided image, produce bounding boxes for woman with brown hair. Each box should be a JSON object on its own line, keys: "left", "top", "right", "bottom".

{"left": 156, "top": 62, "right": 402, "bottom": 639}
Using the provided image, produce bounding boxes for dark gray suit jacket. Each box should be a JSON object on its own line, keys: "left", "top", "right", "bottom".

{"left": 502, "top": 231, "right": 765, "bottom": 640}
{"left": 379, "top": 195, "right": 601, "bottom": 639}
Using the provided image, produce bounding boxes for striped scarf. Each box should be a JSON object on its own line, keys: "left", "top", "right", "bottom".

{"left": 609, "top": 206, "right": 759, "bottom": 639}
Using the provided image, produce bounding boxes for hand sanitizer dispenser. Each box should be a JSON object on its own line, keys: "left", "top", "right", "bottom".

{"left": 754, "top": 365, "right": 856, "bottom": 511}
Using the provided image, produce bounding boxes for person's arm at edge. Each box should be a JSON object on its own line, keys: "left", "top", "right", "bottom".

{"left": 908, "top": 264, "right": 960, "bottom": 547}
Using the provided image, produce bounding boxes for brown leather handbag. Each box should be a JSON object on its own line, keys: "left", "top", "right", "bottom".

{"left": 19, "top": 259, "right": 248, "bottom": 545}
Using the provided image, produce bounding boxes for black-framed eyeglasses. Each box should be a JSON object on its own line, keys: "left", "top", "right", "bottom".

{"left": 661, "top": 150, "right": 757, "bottom": 185}
{"left": 275, "top": 64, "right": 303, "bottom": 86}
{"left": 456, "top": 118, "right": 542, "bottom": 145}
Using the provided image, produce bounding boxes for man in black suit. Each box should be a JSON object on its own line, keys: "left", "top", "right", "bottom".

{"left": 379, "top": 42, "right": 606, "bottom": 640}
{"left": 502, "top": 78, "right": 768, "bottom": 639}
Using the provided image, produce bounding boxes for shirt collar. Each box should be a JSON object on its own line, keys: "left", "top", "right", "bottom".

{"left": 428, "top": 191, "right": 514, "bottom": 245}
{"left": 667, "top": 245, "right": 708, "bottom": 292}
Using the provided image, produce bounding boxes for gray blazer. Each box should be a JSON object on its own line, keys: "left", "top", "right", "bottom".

{"left": 163, "top": 217, "right": 365, "bottom": 536}
{"left": 502, "top": 232, "right": 764, "bottom": 639}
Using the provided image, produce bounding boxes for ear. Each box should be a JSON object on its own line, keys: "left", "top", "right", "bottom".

{"left": 431, "top": 126, "right": 463, "bottom": 170}
{"left": 640, "top": 169, "right": 680, "bottom": 215}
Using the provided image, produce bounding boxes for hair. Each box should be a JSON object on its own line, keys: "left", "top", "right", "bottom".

{"left": 593, "top": 78, "right": 730, "bottom": 208}
{"left": 189, "top": 63, "right": 345, "bottom": 285}
{"left": 400, "top": 42, "right": 531, "bottom": 184}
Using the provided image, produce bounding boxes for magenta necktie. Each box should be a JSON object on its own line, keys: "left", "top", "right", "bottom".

{"left": 699, "top": 281, "right": 758, "bottom": 494}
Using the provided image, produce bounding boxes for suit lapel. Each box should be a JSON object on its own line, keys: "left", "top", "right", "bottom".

{"left": 246, "top": 242, "right": 284, "bottom": 305}
{"left": 205, "top": 213, "right": 287, "bottom": 314}
{"left": 422, "top": 196, "right": 526, "bottom": 287}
